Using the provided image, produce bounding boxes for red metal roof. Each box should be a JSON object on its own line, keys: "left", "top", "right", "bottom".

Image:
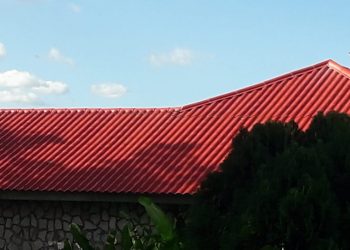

{"left": 1, "top": 59, "right": 350, "bottom": 195}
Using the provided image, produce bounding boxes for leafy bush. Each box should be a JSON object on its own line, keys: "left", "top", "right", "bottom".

{"left": 186, "top": 112, "right": 350, "bottom": 250}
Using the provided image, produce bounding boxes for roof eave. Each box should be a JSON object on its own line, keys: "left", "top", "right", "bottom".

{"left": 0, "top": 190, "right": 194, "bottom": 205}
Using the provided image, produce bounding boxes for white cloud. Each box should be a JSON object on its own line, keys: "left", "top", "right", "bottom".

{"left": 0, "top": 43, "right": 6, "bottom": 58}
{"left": 69, "top": 3, "right": 81, "bottom": 13}
{"left": 31, "top": 80, "right": 68, "bottom": 94}
{"left": 0, "top": 70, "right": 37, "bottom": 88}
{"left": 0, "top": 70, "right": 68, "bottom": 103}
{"left": 48, "top": 48, "right": 74, "bottom": 66}
{"left": 0, "top": 89, "right": 38, "bottom": 103}
{"left": 149, "top": 48, "right": 194, "bottom": 66}
{"left": 91, "top": 83, "right": 127, "bottom": 98}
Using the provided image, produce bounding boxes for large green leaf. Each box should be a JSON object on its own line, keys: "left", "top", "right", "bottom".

{"left": 103, "top": 232, "right": 117, "bottom": 250}
{"left": 121, "top": 225, "right": 133, "bottom": 250}
{"left": 70, "top": 223, "right": 94, "bottom": 250}
{"left": 138, "top": 196, "right": 175, "bottom": 242}
{"left": 133, "top": 238, "right": 144, "bottom": 249}
{"left": 63, "top": 239, "right": 73, "bottom": 250}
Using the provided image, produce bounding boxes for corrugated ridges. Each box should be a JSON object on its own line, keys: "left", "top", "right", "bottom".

{"left": 0, "top": 59, "right": 350, "bottom": 195}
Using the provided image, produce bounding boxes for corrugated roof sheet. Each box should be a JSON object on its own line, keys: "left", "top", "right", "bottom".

{"left": 1, "top": 59, "right": 350, "bottom": 195}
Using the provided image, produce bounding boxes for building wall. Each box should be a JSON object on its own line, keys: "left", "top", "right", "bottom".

{"left": 0, "top": 199, "right": 185, "bottom": 250}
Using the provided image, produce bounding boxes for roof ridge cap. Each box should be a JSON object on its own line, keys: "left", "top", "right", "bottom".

{"left": 182, "top": 59, "right": 335, "bottom": 110}
{"left": 0, "top": 107, "right": 180, "bottom": 113}
{"left": 327, "top": 59, "right": 350, "bottom": 79}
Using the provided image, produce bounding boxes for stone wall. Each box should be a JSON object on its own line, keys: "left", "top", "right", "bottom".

{"left": 0, "top": 199, "right": 185, "bottom": 250}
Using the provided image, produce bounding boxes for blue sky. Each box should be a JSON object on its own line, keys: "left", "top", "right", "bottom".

{"left": 0, "top": 0, "right": 349, "bottom": 108}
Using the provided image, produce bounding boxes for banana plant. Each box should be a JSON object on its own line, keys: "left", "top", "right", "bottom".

{"left": 138, "top": 197, "right": 181, "bottom": 250}
{"left": 63, "top": 197, "right": 183, "bottom": 250}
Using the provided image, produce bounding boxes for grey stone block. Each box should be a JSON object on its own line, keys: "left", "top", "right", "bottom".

{"left": 57, "top": 230, "right": 65, "bottom": 240}
{"left": 12, "top": 215, "right": 20, "bottom": 225}
{"left": 30, "top": 214, "right": 37, "bottom": 227}
{"left": 100, "top": 233, "right": 107, "bottom": 242}
{"left": 93, "top": 228, "right": 102, "bottom": 242}
{"left": 7, "top": 242, "right": 19, "bottom": 250}
{"left": 38, "top": 230, "right": 46, "bottom": 241}
{"left": 66, "top": 232, "right": 73, "bottom": 242}
{"left": 48, "top": 220, "right": 54, "bottom": 231}
{"left": 5, "top": 218, "right": 12, "bottom": 228}
{"left": 100, "top": 221, "right": 108, "bottom": 232}
{"left": 84, "top": 221, "right": 96, "bottom": 230}
{"left": 4, "top": 228, "right": 13, "bottom": 239}
{"left": 39, "top": 219, "right": 47, "bottom": 229}
{"left": 33, "top": 240, "right": 43, "bottom": 249}
{"left": 72, "top": 216, "right": 82, "bottom": 226}
{"left": 63, "top": 221, "right": 70, "bottom": 232}
{"left": 57, "top": 241, "right": 65, "bottom": 250}
{"left": 21, "top": 217, "right": 30, "bottom": 227}
{"left": 86, "top": 232, "right": 92, "bottom": 240}
{"left": 109, "top": 217, "right": 116, "bottom": 229}
{"left": 90, "top": 213, "right": 100, "bottom": 224}
{"left": 62, "top": 214, "right": 71, "bottom": 222}
{"left": 23, "top": 242, "right": 31, "bottom": 250}
{"left": 12, "top": 234, "right": 22, "bottom": 245}
{"left": 13, "top": 225, "right": 21, "bottom": 234}
{"left": 117, "top": 219, "right": 128, "bottom": 230}
{"left": 23, "top": 227, "right": 30, "bottom": 240}
{"left": 30, "top": 228, "right": 38, "bottom": 240}
{"left": 46, "top": 231, "right": 54, "bottom": 241}
{"left": 55, "top": 219, "right": 62, "bottom": 230}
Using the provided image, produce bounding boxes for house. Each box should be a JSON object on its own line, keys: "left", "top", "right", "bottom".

{"left": 0, "top": 59, "right": 349, "bottom": 249}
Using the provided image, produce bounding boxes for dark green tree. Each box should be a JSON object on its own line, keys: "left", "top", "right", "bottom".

{"left": 186, "top": 112, "right": 350, "bottom": 250}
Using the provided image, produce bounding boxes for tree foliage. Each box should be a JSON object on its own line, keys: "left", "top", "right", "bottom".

{"left": 186, "top": 112, "right": 350, "bottom": 250}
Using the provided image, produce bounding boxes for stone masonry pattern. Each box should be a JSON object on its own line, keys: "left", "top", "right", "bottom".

{"left": 0, "top": 200, "right": 160, "bottom": 250}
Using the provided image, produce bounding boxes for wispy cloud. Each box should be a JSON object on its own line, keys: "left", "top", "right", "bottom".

{"left": 149, "top": 48, "right": 194, "bottom": 66}
{"left": 48, "top": 48, "right": 74, "bottom": 66}
{"left": 91, "top": 83, "right": 127, "bottom": 99}
{"left": 68, "top": 3, "right": 81, "bottom": 13}
{"left": 0, "top": 70, "right": 68, "bottom": 103}
{"left": 0, "top": 43, "right": 6, "bottom": 58}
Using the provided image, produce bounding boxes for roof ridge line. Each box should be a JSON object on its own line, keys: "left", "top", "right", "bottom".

{"left": 0, "top": 107, "right": 180, "bottom": 113}
{"left": 181, "top": 59, "right": 334, "bottom": 110}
